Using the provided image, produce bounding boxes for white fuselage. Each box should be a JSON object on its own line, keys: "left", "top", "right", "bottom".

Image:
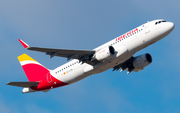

{"left": 51, "top": 20, "right": 174, "bottom": 84}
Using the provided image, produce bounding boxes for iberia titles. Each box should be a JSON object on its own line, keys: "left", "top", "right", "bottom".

{"left": 115, "top": 28, "right": 138, "bottom": 41}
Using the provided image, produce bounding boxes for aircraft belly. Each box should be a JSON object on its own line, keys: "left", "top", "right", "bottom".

{"left": 91, "top": 52, "right": 133, "bottom": 74}
{"left": 59, "top": 53, "right": 133, "bottom": 84}
{"left": 62, "top": 65, "right": 88, "bottom": 84}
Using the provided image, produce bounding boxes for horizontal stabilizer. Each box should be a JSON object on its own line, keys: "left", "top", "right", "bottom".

{"left": 6, "top": 82, "right": 39, "bottom": 87}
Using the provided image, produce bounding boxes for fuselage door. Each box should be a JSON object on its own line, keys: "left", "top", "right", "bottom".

{"left": 144, "top": 22, "right": 150, "bottom": 34}
{"left": 47, "top": 72, "right": 52, "bottom": 83}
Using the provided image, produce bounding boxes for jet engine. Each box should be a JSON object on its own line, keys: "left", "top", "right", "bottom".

{"left": 133, "top": 53, "right": 152, "bottom": 72}
{"left": 94, "top": 46, "right": 115, "bottom": 62}
{"left": 113, "top": 53, "right": 152, "bottom": 74}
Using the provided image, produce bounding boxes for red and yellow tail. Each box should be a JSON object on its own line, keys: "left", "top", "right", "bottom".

{"left": 17, "top": 53, "right": 68, "bottom": 91}
{"left": 17, "top": 54, "right": 50, "bottom": 82}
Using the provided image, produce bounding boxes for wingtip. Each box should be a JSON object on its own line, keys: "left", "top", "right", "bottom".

{"left": 18, "top": 39, "right": 29, "bottom": 49}
{"left": 6, "top": 82, "right": 10, "bottom": 85}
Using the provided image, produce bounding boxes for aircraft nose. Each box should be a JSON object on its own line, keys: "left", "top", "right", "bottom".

{"left": 166, "top": 22, "right": 175, "bottom": 32}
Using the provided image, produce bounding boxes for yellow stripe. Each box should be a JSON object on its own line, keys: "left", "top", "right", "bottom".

{"left": 18, "top": 53, "right": 37, "bottom": 62}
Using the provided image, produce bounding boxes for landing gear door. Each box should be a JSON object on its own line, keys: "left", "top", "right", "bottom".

{"left": 144, "top": 21, "right": 150, "bottom": 34}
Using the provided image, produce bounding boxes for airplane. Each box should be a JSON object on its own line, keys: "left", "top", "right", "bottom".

{"left": 7, "top": 19, "right": 174, "bottom": 93}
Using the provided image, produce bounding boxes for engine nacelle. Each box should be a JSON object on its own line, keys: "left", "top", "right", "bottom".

{"left": 94, "top": 46, "right": 115, "bottom": 62}
{"left": 133, "top": 53, "right": 152, "bottom": 72}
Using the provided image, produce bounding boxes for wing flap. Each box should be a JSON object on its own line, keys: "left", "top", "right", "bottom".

{"left": 113, "top": 57, "right": 134, "bottom": 72}
{"left": 6, "top": 82, "right": 39, "bottom": 87}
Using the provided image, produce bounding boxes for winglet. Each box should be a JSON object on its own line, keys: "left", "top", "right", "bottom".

{"left": 18, "top": 39, "right": 29, "bottom": 49}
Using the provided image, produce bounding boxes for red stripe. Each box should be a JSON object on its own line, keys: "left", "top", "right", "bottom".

{"left": 22, "top": 64, "right": 68, "bottom": 91}
{"left": 31, "top": 75, "right": 69, "bottom": 90}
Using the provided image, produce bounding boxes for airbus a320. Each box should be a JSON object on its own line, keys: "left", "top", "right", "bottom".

{"left": 7, "top": 19, "right": 174, "bottom": 93}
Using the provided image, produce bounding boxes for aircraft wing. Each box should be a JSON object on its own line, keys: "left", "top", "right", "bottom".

{"left": 6, "top": 82, "right": 39, "bottom": 87}
{"left": 113, "top": 57, "right": 135, "bottom": 74}
{"left": 19, "top": 39, "right": 96, "bottom": 65}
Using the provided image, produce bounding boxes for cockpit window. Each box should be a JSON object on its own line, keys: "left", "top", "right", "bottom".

{"left": 155, "top": 20, "right": 166, "bottom": 25}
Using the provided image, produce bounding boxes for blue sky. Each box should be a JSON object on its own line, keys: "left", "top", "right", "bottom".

{"left": 0, "top": 0, "right": 180, "bottom": 113}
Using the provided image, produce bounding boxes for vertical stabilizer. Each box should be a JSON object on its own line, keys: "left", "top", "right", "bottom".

{"left": 18, "top": 54, "right": 50, "bottom": 82}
